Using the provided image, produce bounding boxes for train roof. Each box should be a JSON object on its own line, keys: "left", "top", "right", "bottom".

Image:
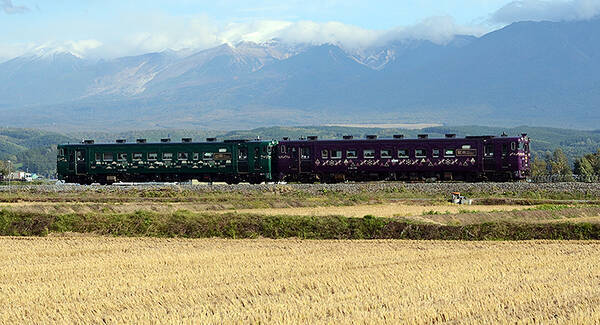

{"left": 59, "top": 138, "right": 276, "bottom": 147}
{"left": 278, "top": 133, "right": 527, "bottom": 142}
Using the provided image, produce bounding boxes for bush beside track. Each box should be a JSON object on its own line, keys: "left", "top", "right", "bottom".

{"left": 1, "top": 210, "right": 598, "bottom": 240}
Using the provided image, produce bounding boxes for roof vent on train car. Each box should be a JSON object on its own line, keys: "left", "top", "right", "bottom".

{"left": 161, "top": 138, "right": 171, "bottom": 143}
{"left": 182, "top": 137, "right": 192, "bottom": 143}
{"left": 393, "top": 134, "right": 404, "bottom": 139}
{"left": 521, "top": 133, "right": 528, "bottom": 137}
{"left": 82, "top": 139, "right": 94, "bottom": 144}
{"left": 418, "top": 134, "right": 428, "bottom": 139}
{"left": 307, "top": 136, "right": 318, "bottom": 141}
{"left": 136, "top": 138, "right": 147, "bottom": 144}
{"left": 282, "top": 137, "right": 289, "bottom": 141}
{"left": 445, "top": 134, "right": 456, "bottom": 138}
{"left": 366, "top": 135, "right": 377, "bottom": 140}
{"left": 299, "top": 136, "right": 306, "bottom": 140}
{"left": 343, "top": 135, "right": 354, "bottom": 140}
{"left": 116, "top": 139, "right": 126, "bottom": 143}
{"left": 501, "top": 132, "right": 507, "bottom": 137}
{"left": 206, "top": 137, "right": 216, "bottom": 142}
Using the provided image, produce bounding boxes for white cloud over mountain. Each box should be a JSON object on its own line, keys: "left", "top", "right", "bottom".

{"left": 491, "top": 0, "right": 600, "bottom": 23}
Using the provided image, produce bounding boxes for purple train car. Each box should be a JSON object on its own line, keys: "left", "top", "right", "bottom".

{"left": 274, "top": 133, "right": 530, "bottom": 182}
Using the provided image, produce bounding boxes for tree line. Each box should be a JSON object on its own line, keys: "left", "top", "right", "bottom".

{"left": 531, "top": 148, "right": 600, "bottom": 181}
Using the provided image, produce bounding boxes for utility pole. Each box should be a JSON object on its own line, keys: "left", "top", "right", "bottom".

{"left": 7, "top": 160, "right": 10, "bottom": 194}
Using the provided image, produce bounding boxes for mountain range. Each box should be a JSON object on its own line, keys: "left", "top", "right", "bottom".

{"left": 2, "top": 18, "right": 600, "bottom": 131}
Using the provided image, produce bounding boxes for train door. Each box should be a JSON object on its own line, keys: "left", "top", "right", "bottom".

{"left": 238, "top": 146, "right": 249, "bottom": 173}
{"left": 300, "top": 146, "right": 312, "bottom": 174}
{"left": 290, "top": 146, "right": 300, "bottom": 173}
{"left": 75, "top": 149, "right": 87, "bottom": 175}
{"left": 483, "top": 143, "right": 495, "bottom": 171}
{"left": 68, "top": 149, "right": 76, "bottom": 173}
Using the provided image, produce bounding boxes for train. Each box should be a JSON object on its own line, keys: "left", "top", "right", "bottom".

{"left": 57, "top": 133, "right": 531, "bottom": 184}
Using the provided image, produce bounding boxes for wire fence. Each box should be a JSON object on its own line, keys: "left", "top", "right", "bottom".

{"left": 530, "top": 175, "right": 600, "bottom": 183}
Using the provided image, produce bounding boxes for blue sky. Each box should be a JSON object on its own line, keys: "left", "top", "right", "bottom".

{"left": 1, "top": 0, "right": 599, "bottom": 60}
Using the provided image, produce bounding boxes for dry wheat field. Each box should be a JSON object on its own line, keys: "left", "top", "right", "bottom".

{"left": 0, "top": 236, "right": 599, "bottom": 324}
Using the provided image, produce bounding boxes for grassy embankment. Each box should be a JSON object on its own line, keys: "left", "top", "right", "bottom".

{"left": 0, "top": 185, "right": 599, "bottom": 240}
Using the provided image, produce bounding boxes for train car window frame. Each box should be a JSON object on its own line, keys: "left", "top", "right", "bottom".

{"left": 59, "top": 148, "right": 65, "bottom": 156}
{"left": 484, "top": 144, "right": 494, "bottom": 157}
{"left": 117, "top": 153, "right": 127, "bottom": 161}
{"left": 132, "top": 152, "right": 143, "bottom": 161}
{"left": 432, "top": 149, "right": 440, "bottom": 158}
{"left": 301, "top": 147, "right": 311, "bottom": 160}
{"left": 511, "top": 142, "right": 516, "bottom": 151}
{"left": 238, "top": 148, "right": 247, "bottom": 160}
{"left": 148, "top": 152, "right": 157, "bottom": 161}
{"left": 95, "top": 152, "right": 101, "bottom": 161}
{"left": 178, "top": 152, "right": 188, "bottom": 161}
{"left": 444, "top": 149, "right": 455, "bottom": 157}
{"left": 204, "top": 152, "right": 214, "bottom": 159}
{"left": 321, "top": 149, "right": 328, "bottom": 159}
{"left": 193, "top": 152, "right": 200, "bottom": 160}
{"left": 502, "top": 143, "right": 508, "bottom": 156}
{"left": 76, "top": 151, "right": 85, "bottom": 162}
{"left": 103, "top": 152, "right": 114, "bottom": 162}
{"left": 280, "top": 145, "right": 286, "bottom": 154}
{"left": 380, "top": 149, "right": 392, "bottom": 158}
{"left": 363, "top": 149, "right": 375, "bottom": 159}
{"left": 331, "top": 150, "right": 342, "bottom": 159}
{"left": 462, "top": 144, "right": 472, "bottom": 149}
{"left": 347, "top": 150, "right": 357, "bottom": 159}
{"left": 398, "top": 149, "right": 408, "bottom": 158}
{"left": 163, "top": 152, "right": 173, "bottom": 161}
{"left": 415, "top": 149, "right": 426, "bottom": 158}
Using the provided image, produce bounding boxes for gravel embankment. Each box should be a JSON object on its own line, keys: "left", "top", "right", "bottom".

{"left": 0, "top": 182, "right": 599, "bottom": 197}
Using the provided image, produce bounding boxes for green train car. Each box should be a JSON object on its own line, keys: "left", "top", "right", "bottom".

{"left": 57, "top": 138, "right": 278, "bottom": 184}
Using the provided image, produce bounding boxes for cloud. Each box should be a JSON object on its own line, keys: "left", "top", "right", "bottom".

{"left": 491, "top": 0, "right": 600, "bottom": 24}
{"left": 381, "top": 16, "right": 487, "bottom": 45}
{"left": 0, "top": 15, "right": 486, "bottom": 61}
{"left": 1, "top": 0, "right": 28, "bottom": 14}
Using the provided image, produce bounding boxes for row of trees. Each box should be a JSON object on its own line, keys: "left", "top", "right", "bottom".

{"left": 531, "top": 148, "right": 600, "bottom": 180}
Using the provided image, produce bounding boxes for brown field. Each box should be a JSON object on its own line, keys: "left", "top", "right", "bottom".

{"left": 1, "top": 237, "right": 599, "bottom": 324}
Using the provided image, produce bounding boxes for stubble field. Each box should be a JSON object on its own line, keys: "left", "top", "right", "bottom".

{"left": 1, "top": 236, "right": 599, "bottom": 323}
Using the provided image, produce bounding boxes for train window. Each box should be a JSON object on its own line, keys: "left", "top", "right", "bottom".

{"left": 380, "top": 149, "right": 392, "bottom": 158}
{"left": 59, "top": 148, "right": 65, "bottom": 156}
{"left": 347, "top": 150, "right": 357, "bottom": 159}
{"left": 321, "top": 149, "right": 328, "bottom": 159}
{"left": 204, "top": 152, "right": 214, "bottom": 159}
{"left": 178, "top": 152, "right": 188, "bottom": 160}
{"left": 133, "top": 153, "right": 143, "bottom": 161}
{"left": 363, "top": 149, "right": 375, "bottom": 159}
{"left": 219, "top": 148, "right": 227, "bottom": 153}
{"left": 280, "top": 145, "right": 286, "bottom": 154}
{"left": 415, "top": 149, "right": 426, "bottom": 158}
{"left": 444, "top": 149, "right": 455, "bottom": 157}
{"left": 484, "top": 144, "right": 494, "bottom": 157}
{"left": 95, "top": 153, "right": 101, "bottom": 161}
{"left": 502, "top": 144, "right": 508, "bottom": 156}
{"left": 301, "top": 147, "right": 311, "bottom": 160}
{"left": 398, "top": 149, "right": 408, "bottom": 158}
{"left": 103, "top": 152, "right": 113, "bottom": 161}
{"left": 432, "top": 149, "right": 440, "bottom": 158}
{"left": 76, "top": 151, "right": 84, "bottom": 161}
{"left": 524, "top": 143, "right": 529, "bottom": 152}
{"left": 117, "top": 153, "right": 127, "bottom": 161}
{"left": 163, "top": 152, "right": 173, "bottom": 161}
{"left": 331, "top": 150, "right": 342, "bottom": 159}
{"left": 238, "top": 148, "right": 247, "bottom": 160}
{"left": 462, "top": 144, "right": 471, "bottom": 149}
{"left": 148, "top": 153, "right": 157, "bottom": 161}
{"left": 193, "top": 153, "right": 200, "bottom": 160}
{"left": 511, "top": 142, "right": 516, "bottom": 151}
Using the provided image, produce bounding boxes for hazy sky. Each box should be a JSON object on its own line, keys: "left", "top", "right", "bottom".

{"left": 2, "top": 0, "right": 600, "bottom": 60}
